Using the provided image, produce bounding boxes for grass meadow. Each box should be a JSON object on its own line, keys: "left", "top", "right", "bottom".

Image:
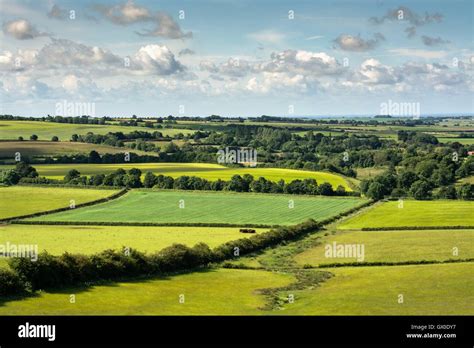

{"left": 0, "top": 186, "right": 119, "bottom": 220}
{"left": 280, "top": 263, "right": 474, "bottom": 315}
{"left": 338, "top": 200, "right": 474, "bottom": 229}
{"left": 0, "top": 224, "right": 266, "bottom": 257}
{"left": 28, "top": 190, "right": 367, "bottom": 226}
{"left": 0, "top": 269, "right": 293, "bottom": 315}
{"left": 294, "top": 229, "right": 474, "bottom": 266}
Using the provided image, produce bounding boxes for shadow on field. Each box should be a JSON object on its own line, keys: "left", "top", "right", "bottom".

{"left": 0, "top": 267, "right": 219, "bottom": 308}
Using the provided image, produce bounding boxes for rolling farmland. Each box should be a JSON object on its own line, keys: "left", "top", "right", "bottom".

{"left": 28, "top": 190, "right": 367, "bottom": 226}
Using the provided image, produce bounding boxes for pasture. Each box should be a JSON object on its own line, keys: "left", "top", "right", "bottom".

{"left": 0, "top": 269, "right": 293, "bottom": 315}
{"left": 0, "top": 224, "right": 266, "bottom": 256}
{"left": 28, "top": 190, "right": 367, "bottom": 226}
{"left": 5, "top": 162, "right": 352, "bottom": 189}
{"left": 0, "top": 186, "right": 119, "bottom": 220}
{"left": 281, "top": 263, "right": 474, "bottom": 315}
{"left": 338, "top": 200, "right": 474, "bottom": 229}
{"left": 0, "top": 120, "right": 193, "bottom": 141}
{"left": 294, "top": 229, "right": 474, "bottom": 266}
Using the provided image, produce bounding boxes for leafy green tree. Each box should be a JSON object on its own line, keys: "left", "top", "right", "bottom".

{"left": 0, "top": 169, "right": 20, "bottom": 185}
{"left": 366, "top": 182, "right": 385, "bottom": 200}
{"left": 88, "top": 150, "right": 101, "bottom": 164}
{"left": 64, "top": 169, "right": 81, "bottom": 183}
{"left": 437, "top": 185, "right": 457, "bottom": 199}
{"left": 51, "top": 136, "right": 59, "bottom": 142}
{"left": 30, "top": 134, "right": 38, "bottom": 141}
{"left": 458, "top": 184, "right": 473, "bottom": 200}
{"left": 143, "top": 172, "right": 157, "bottom": 188}
{"left": 409, "top": 180, "right": 432, "bottom": 200}
{"left": 318, "top": 182, "right": 334, "bottom": 196}
{"left": 15, "top": 162, "right": 38, "bottom": 178}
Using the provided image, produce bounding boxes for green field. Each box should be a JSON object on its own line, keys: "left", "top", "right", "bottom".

{"left": 29, "top": 190, "right": 366, "bottom": 226}
{"left": 294, "top": 230, "right": 474, "bottom": 266}
{"left": 0, "top": 141, "right": 149, "bottom": 158}
{"left": 0, "top": 224, "right": 265, "bottom": 256}
{"left": 0, "top": 269, "right": 293, "bottom": 315}
{"left": 280, "top": 263, "right": 474, "bottom": 315}
{"left": 338, "top": 200, "right": 474, "bottom": 229}
{"left": 436, "top": 137, "right": 474, "bottom": 145}
{"left": 0, "top": 186, "right": 119, "bottom": 220}
{"left": 3, "top": 162, "right": 352, "bottom": 189}
{"left": 0, "top": 121, "right": 193, "bottom": 141}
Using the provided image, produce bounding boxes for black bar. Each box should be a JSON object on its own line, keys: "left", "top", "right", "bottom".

{"left": 0, "top": 316, "right": 472, "bottom": 346}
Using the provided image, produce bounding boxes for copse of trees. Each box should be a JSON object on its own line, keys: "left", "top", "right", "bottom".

{"left": 0, "top": 162, "right": 38, "bottom": 185}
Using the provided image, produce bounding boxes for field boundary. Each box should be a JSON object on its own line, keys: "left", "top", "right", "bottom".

{"left": 12, "top": 220, "right": 277, "bottom": 228}
{"left": 361, "top": 225, "right": 474, "bottom": 231}
{"left": 316, "top": 258, "right": 474, "bottom": 268}
{"left": 0, "top": 188, "right": 128, "bottom": 223}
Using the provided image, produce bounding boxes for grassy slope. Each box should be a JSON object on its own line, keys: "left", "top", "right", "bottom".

{"left": 338, "top": 200, "right": 474, "bottom": 229}
{"left": 0, "top": 224, "right": 266, "bottom": 256}
{"left": 5, "top": 162, "right": 353, "bottom": 189}
{"left": 294, "top": 229, "right": 474, "bottom": 265}
{"left": 29, "top": 190, "right": 366, "bottom": 226}
{"left": 0, "top": 269, "right": 293, "bottom": 315}
{"left": 0, "top": 121, "right": 193, "bottom": 141}
{"left": 280, "top": 263, "right": 474, "bottom": 315}
{"left": 0, "top": 186, "right": 119, "bottom": 220}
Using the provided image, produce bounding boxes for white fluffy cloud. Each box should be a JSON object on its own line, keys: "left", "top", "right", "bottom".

{"left": 131, "top": 45, "right": 184, "bottom": 75}
{"left": 333, "top": 33, "right": 385, "bottom": 51}
{"left": 2, "top": 19, "right": 46, "bottom": 40}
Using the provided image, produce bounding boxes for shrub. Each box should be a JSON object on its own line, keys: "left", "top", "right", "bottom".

{"left": 0, "top": 269, "right": 26, "bottom": 296}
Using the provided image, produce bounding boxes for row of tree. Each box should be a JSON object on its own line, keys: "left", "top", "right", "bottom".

{"left": 59, "top": 168, "right": 355, "bottom": 196}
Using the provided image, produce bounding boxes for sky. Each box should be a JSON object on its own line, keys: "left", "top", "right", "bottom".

{"left": 0, "top": 0, "right": 473, "bottom": 117}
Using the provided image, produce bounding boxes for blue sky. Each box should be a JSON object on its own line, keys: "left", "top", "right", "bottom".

{"left": 0, "top": 0, "right": 472, "bottom": 117}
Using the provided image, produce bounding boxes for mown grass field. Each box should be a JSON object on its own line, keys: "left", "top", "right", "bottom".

{"left": 0, "top": 186, "right": 119, "bottom": 220}
{"left": 0, "top": 141, "right": 149, "bottom": 158}
{"left": 0, "top": 269, "right": 293, "bottom": 315}
{"left": 0, "top": 121, "right": 193, "bottom": 141}
{"left": 338, "top": 200, "right": 474, "bottom": 229}
{"left": 0, "top": 224, "right": 266, "bottom": 256}
{"left": 6, "top": 162, "right": 352, "bottom": 189}
{"left": 280, "top": 263, "right": 474, "bottom": 315}
{"left": 29, "top": 190, "right": 367, "bottom": 226}
{"left": 294, "top": 230, "right": 474, "bottom": 266}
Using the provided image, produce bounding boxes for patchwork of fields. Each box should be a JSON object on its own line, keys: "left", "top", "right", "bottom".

{"left": 0, "top": 174, "right": 472, "bottom": 316}
{"left": 28, "top": 190, "right": 366, "bottom": 226}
